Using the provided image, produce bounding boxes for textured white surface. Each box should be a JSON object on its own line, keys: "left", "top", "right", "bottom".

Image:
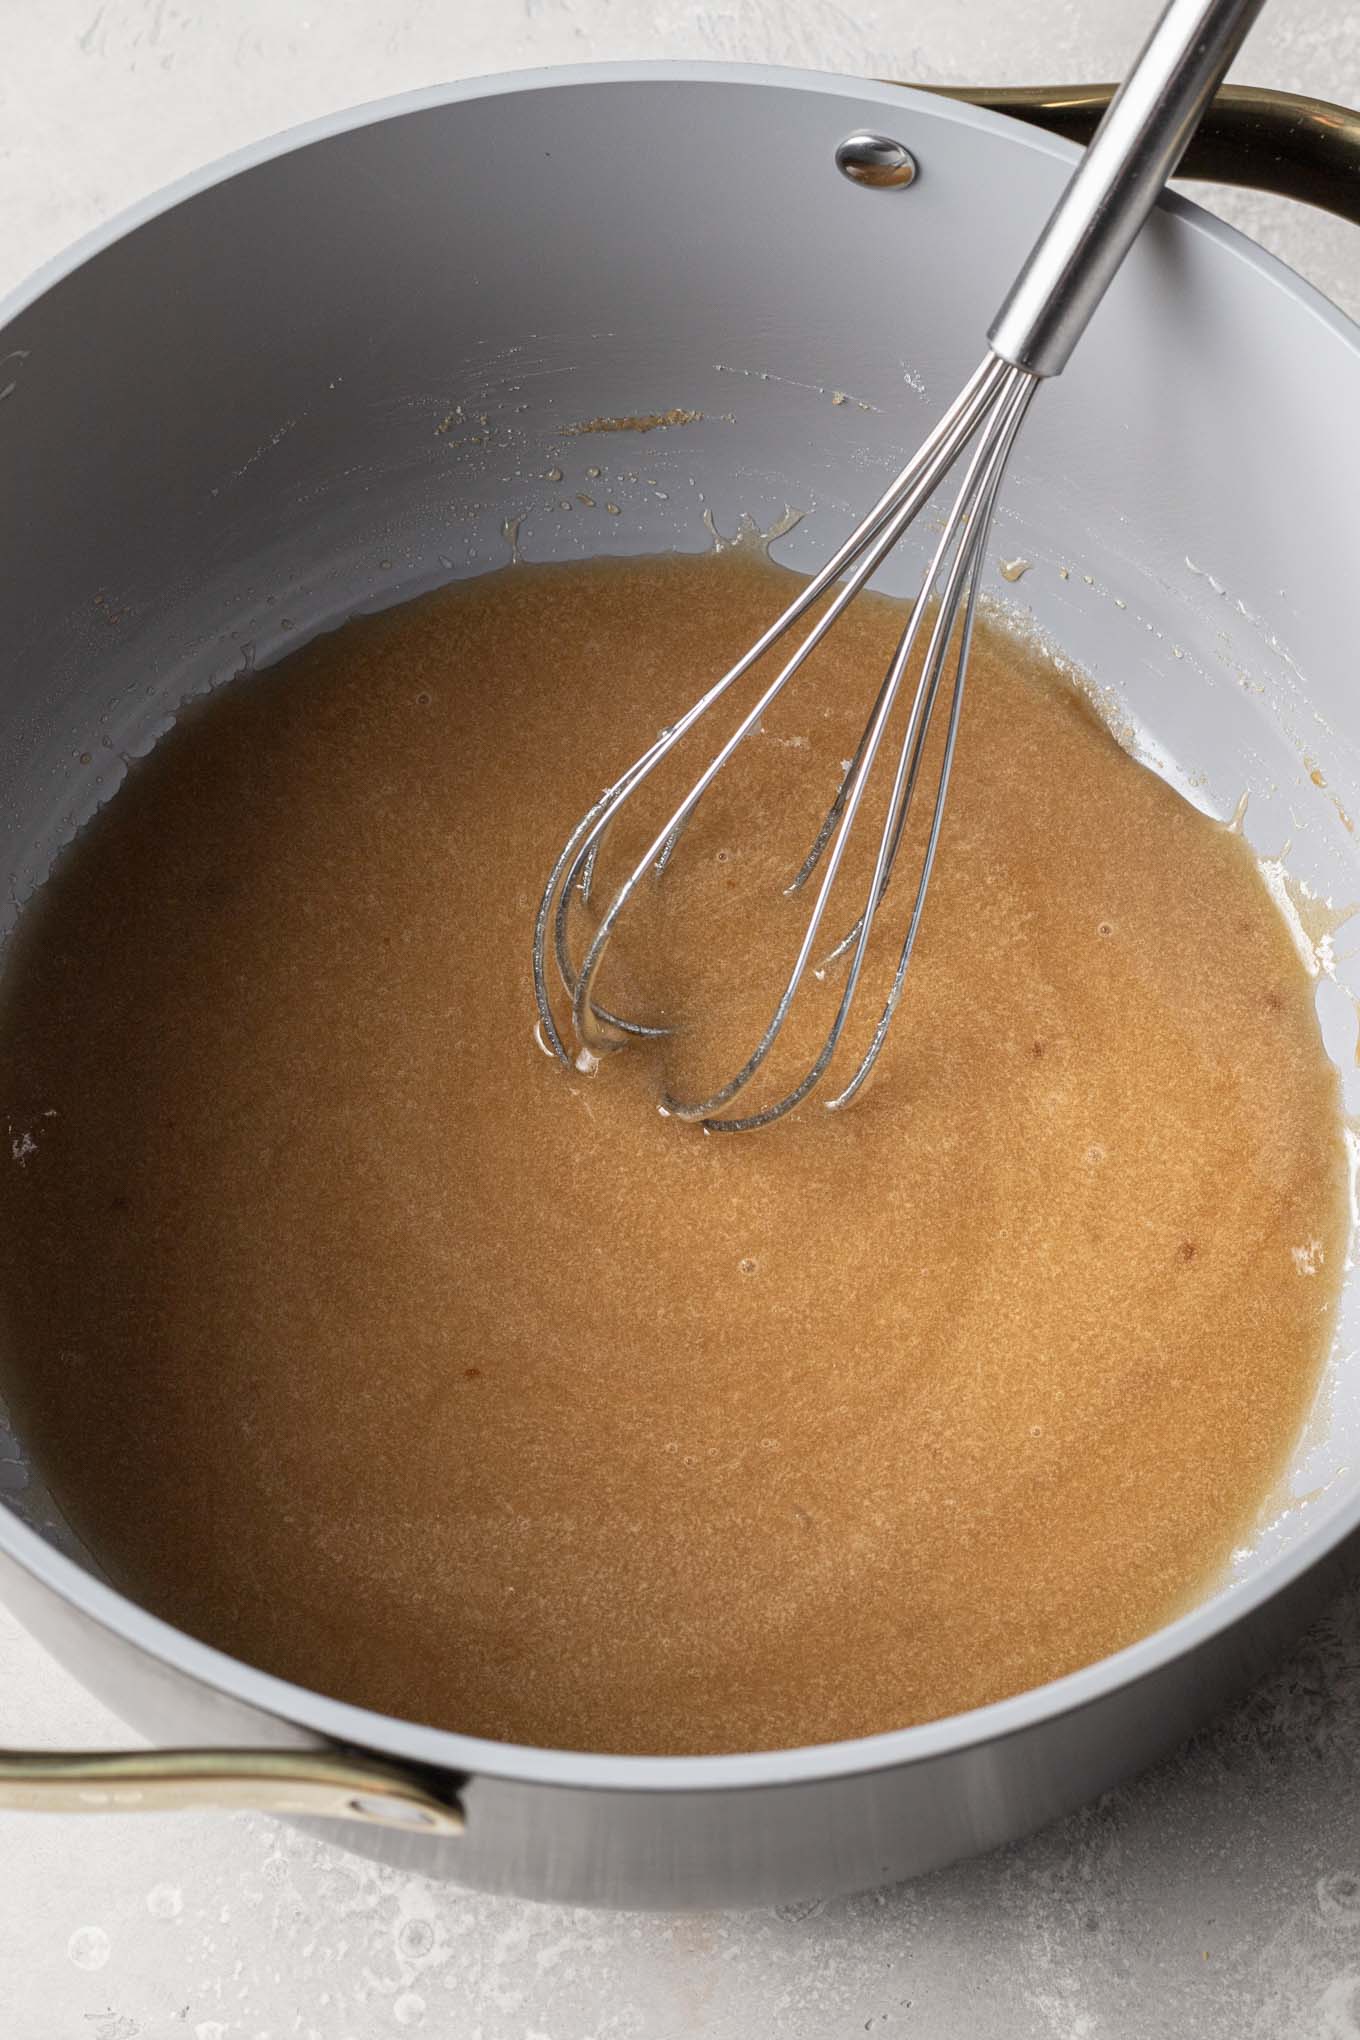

{"left": 2, "top": 3, "right": 1360, "bottom": 2036}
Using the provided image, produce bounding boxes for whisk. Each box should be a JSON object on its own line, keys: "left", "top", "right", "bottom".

{"left": 534, "top": 0, "right": 1264, "bottom": 1131}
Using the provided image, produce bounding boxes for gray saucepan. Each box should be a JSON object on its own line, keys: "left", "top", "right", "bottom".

{"left": 1, "top": 63, "right": 1358, "bottom": 1908}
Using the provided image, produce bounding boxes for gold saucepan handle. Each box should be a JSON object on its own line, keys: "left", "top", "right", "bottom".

{"left": 905, "top": 83, "right": 1360, "bottom": 223}
{"left": 2, "top": 75, "right": 1354, "bottom": 1832}
{"left": 0, "top": 1745, "right": 464, "bottom": 1833}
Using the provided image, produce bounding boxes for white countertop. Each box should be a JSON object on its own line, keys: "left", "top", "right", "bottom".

{"left": 3, "top": 5, "right": 1360, "bottom": 2036}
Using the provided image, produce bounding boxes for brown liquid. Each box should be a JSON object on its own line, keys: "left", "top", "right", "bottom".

{"left": 0, "top": 550, "right": 1346, "bottom": 1754}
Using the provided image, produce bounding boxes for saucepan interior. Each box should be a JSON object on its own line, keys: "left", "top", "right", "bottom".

{"left": 0, "top": 64, "right": 1358, "bottom": 1829}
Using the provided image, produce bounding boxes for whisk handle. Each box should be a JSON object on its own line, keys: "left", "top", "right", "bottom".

{"left": 988, "top": 0, "right": 1266, "bottom": 377}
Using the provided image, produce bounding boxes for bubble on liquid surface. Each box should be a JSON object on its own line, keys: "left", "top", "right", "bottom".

{"left": 146, "top": 1882, "right": 183, "bottom": 1918}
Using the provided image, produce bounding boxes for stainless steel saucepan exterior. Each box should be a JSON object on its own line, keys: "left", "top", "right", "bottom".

{"left": 1, "top": 64, "right": 1358, "bottom": 1909}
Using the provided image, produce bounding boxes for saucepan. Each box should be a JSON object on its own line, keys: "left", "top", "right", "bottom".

{"left": 1, "top": 63, "right": 1359, "bottom": 1910}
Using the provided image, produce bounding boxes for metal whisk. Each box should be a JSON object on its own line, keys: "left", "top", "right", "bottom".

{"left": 534, "top": 0, "right": 1264, "bottom": 1131}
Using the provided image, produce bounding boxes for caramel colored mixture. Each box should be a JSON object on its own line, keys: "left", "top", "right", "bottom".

{"left": 0, "top": 550, "right": 1346, "bottom": 1755}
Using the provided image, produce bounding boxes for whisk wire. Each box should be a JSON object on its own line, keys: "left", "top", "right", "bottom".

{"left": 532, "top": 355, "right": 1010, "bottom": 1064}
{"left": 562, "top": 359, "right": 1016, "bottom": 1058}
{"left": 534, "top": 356, "right": 1038, "bottom": 1118}
{"left": 659, "top": 362, "right": 1036, "bottom": 1131}
{"left": 818, "top": 367, "right": 1038, "bottom": 976}
{"left": 827, "top": 371, "right": 1037, "bottom": 1113}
